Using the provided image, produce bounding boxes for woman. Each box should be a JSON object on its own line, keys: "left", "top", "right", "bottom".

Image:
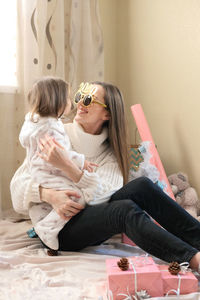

{"left": 10, "top": 81, "right": 200, "bottom": 271}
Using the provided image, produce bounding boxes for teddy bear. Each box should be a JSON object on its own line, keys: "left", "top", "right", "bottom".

{"left": 168, "top": 172, "right": 200, "bottom": 221}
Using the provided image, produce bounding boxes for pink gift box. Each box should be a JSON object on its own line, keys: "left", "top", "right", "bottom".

{"left": 106, "top": 256, "right": 163, "bottom": 299}
{"left": 158, "top": 265, "right": 198, "bottom": 295}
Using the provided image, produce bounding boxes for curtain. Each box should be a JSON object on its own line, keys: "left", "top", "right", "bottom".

{"left": 1, "top": 0, "right": 104, "bottom": 214}
{"left": 64, "top": 0, "right": 104, "bottom": 94}
{"left": 17, "top": 0, "right": 65, "bottom": 104}
{"left": 17, "top": 0, "right": 104, "bottom": 106}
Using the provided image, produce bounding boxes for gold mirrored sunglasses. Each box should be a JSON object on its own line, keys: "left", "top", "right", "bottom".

{"left": 74, "top": 82, "right": 107, "bottom": 108}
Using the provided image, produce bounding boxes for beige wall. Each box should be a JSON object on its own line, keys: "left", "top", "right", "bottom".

{"left": 100, "top": 0, "right": 200, "bottom": 195}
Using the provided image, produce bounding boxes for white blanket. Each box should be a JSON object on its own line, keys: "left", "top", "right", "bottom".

{"left": 0, "top": 210, "right": 200, "bottom": 300}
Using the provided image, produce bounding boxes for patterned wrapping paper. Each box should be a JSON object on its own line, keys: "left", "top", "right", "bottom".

{"left": 106, "top": 256, "right": 164, "bottom": 299}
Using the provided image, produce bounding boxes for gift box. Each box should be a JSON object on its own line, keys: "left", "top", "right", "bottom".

{"left": 106, "top": 256, "right": 163, "bottom": 299}
{"left": 158, "top": 265, "right": 198, "bottom": 295}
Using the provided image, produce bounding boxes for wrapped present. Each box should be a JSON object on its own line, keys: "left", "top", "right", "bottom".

{"left": 106, "top": 256, "right": 163, "bottom": 299}
{"left": 158, "top": 264, "right": 198, "bottom": 296}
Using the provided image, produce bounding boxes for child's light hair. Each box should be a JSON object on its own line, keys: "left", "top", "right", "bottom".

{"left": 28, "top": 77, "right": 70, "bottom": 121}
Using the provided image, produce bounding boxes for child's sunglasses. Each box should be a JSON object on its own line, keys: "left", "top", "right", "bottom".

{"left": 74, "top": 82, "right": 107, "bottom": 108}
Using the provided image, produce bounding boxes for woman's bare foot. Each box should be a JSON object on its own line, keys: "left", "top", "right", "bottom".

{"left": 189, "top": 252, "right": 200, "bottom": 272}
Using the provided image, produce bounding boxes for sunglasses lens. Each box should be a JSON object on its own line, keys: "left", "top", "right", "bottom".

{"left": 83, "top": 95, "right": 92, "bottom": 106}
{"left": 74, "top": 92, "right": 81, "bottom": 103}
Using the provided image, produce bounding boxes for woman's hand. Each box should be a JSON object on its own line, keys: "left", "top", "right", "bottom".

{"left": 38, "top": 135, "right": 83, "bottom": 183}
{"left": 40, "top": 187, "right": 84, "bottom": 220}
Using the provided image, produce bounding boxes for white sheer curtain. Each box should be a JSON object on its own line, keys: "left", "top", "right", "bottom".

{"left": 64, "top": 0, "right": 104, "bottom": 93}
{"left": 17, "top": 0, "right": 65, "bottom": 105}
{"left": 16, "top": 0, "right": 104, "bottom": 106}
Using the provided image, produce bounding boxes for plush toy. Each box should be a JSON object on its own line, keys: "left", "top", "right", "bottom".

{"left": 168, "top": 172, "right": 200, "bottom": 221}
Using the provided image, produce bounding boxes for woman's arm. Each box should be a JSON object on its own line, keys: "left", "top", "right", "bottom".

{"left": 40, "top": 187, "right": 84, "bottom": 220}
{"left": 10, "top": 159, "right": 84, "bottom": 219}
{"left": 38, "top": 136, "right": 123, "bottom": 205}
{"left": 75, "top": 158, "right": 123, "bottom": 204}
{"left": 10, "top": 159, "right": 41, "bottom": 215}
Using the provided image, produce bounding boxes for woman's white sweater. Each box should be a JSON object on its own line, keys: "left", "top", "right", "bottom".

{"left": 10, "top": 120, "right": 123, "bottom": 216}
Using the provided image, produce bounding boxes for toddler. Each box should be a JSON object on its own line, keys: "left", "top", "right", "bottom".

{"left": 19, "top": 77, "right": 95, "bottom": 250}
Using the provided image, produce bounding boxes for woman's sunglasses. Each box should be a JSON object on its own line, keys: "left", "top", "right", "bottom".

{"left": 74, "top": 82, "right": 107, "bottom": 108}
{"left": 74, "top": 93, "right": 107, "bottom": 108}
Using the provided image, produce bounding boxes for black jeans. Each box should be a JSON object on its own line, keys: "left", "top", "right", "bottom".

{"left": 58, "top": 177, "right": 200, "bottom": 263}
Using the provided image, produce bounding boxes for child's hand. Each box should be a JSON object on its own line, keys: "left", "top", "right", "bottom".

{"left": 83, "top": 160, "right": 99, "bottom": 173}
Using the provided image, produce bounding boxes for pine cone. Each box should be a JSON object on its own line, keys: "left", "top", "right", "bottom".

{"left": 117, "top": 257, "right": 129, "bottom": 271}
{"left": 168, "top": 261, "right": 181, "bottom": 275}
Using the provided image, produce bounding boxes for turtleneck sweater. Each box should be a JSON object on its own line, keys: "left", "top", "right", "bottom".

{"left": 10, "top": 120, "right": 123, "bottom": 215}
{"left": 66, "top": 120, "right": 108, "bottom": 157}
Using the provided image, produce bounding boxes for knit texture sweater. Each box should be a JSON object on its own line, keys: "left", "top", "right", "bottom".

{"left": 10, "top": 120, "right": 123, "bottom": 216}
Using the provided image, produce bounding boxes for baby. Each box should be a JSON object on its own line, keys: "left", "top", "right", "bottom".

{"left": 19, "top": 77, "right": 95, "bottom": 250}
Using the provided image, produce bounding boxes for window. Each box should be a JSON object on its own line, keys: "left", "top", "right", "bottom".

{"left": 0, "top": 0, "right": 17, "bottom": 93}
